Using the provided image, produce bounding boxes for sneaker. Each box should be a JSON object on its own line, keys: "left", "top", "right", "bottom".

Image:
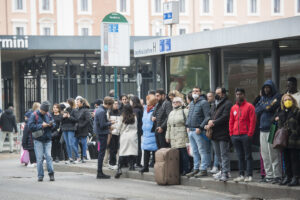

{"left": 210, "top": 166, "right": 219, "bottom": 174}
{"left": 73, "top": 159, "right": 80, "bottom": 164}
{"left": 96, "top": 173, "right": 111, "bottom": 179}
{"left": 213, "top": 171, "right": 221, "bottom": 178}
{"left": 265, "top": 178, "right": 273, "bottom": 183}
{"left": 49, "top": 173, "right": 55, "bottom": 181}
{"left": 195, "top": 170, "right": 208, "bottom": 178}
{"left": 244, "top": 176, "right": 252, "bottom": 182}
{"left": 65, "top": 159, "right": 73, "bottom": 164}
{"left": 108, "top": 164, "right": 118, "bottom": 170}
{"left": 220, "top": 173, "right": 229, "bottom": 182}
{"left": 27, "top": 163, "right": 36, "bottom": 168}
{"left": 228, "top": 172, "right": 231, "bottom": 178}
{"left": 272, "top": 177, "right": 281, "bottom": 184}
{"left": 213, "top": 171, "right": 222, "bottom": 180}
{"left": 186, "top": 169, "right": 199, "bottom": 178}
{"left": 38, "top": 177, "right": 43, "bottom": 182}
{"left": 233, "top": 175, "right": 245, "bottom": 183}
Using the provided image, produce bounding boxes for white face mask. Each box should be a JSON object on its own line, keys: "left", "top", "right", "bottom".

{"left": 192, "top": 94, "right": 199, "bottom": 100}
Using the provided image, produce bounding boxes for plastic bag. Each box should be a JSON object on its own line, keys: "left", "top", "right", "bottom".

{"left": 20, "top": 148, "right": 30, "bottom": 164}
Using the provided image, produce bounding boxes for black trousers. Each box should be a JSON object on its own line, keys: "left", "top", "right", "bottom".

{"left": 51, "top": 137, "right": 62, "bottom": 160}
{"left": 144, "top": 150, "right": 156, "bottom": 169}
{"left": 155, "top": 131, "right": 170, "bottom": 149}
{"left": 97, "top": 134, "right": 108, "bottom": 174}
{"left": 29, "top": 149, "right": 36, "bottom": 164}
{"left": 109, "top": 135, "right": 119, "bottom": 166}
{"left": 119, "top": 155, "right": 136, "bottom": 168}
{"left": 136, "top": 133, "right": 142, "bottom": 165}
{"left": 178, "top": 148, "right": 189, "bottom": 174}
{"left": 283, "top": 148, "right": 300, "bottom": 178}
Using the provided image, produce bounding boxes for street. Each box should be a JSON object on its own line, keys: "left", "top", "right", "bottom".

{"left": 0, "top": 155, "right": 239, "bottom": 200}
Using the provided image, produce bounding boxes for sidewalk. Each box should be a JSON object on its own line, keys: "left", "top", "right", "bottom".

{"left": 54, "top": 160, "right": 300, "bottom": 200}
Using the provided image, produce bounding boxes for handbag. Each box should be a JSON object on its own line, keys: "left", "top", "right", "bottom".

{"left": 272, "top": 127, "right": 289, "bottom": 150}
{"left": 32, "top": 129, "right": 44, "bottom": 139}
{"left": 268, "top": 122, "right": 277, "bottom": 144}
{"left": 206, "top": 128, "right": 213, "bottom": 139}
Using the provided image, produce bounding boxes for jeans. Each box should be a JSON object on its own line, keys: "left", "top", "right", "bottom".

{"left": 75, "top": 136, "right": 87, "bottom": 157}
{"left": 109, "top": 135, "right": 119, "bottom": 166}
{"left": 97, "top": 134, "right": 108, "bottom": 174}
{"left": 231, "top": 134, "right": 253, "bottom": 176}
{"left": 188, "top": 130, "right": 211, "bottom": 171}
{"left": 0, "top": 131, "right": 14, "bottom": 152}
{"left": 210, "top": 141, "right": 220, "bottom": 168}
{"left": 63, "top": 131, "right": 78, "bottom": 160}
{"left": 34, "top": 140, "right": 54, "bottom": 178}
{"left": 212, "top": 140, "right": 230, "bottom": 173}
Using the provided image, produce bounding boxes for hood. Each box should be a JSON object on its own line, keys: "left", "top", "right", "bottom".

{"left": 4, "top": 108, "right": 13, "bottom": 115}
{"left": 262, "top": 80, "right": 277, "bottom": 97}
{"left": 199, "top": 94, "right": 207, "bottom": 101}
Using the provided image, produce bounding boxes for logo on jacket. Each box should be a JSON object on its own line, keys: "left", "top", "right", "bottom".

{"left": 233, "top": 111, "right": 237, "bottom": 116}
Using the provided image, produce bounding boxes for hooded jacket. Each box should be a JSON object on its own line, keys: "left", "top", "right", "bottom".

{"left": 186, "top": 95, "right": 210, "bottom": 129}
{"left": 255, "top": 80, "right": 281, "bottom": 132}
{"left": 76, "top": 105, "right": 91, "bottom": 137}
{"left": 0, "top": 108, "right": 18, "bottom": 132}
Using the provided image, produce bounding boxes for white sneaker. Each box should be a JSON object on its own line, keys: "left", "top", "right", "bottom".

{"left": 244, "top": 176, "right": 252, "bottom": 182}
{"left": 213, "top": 171, "right": 221, "bottom": 178}
{"left": 210, "top": 166, "right": 219, "bottom": 174}
{"left": 108, "top": 164, "right": 118, "bottom": 170}
{"left": 233, "top": 176, "right": 245, "bottom": 183}
{"left": 228, "top": 172, "right": 231, "bottom": 178}
{"left": 73, "top": 159, "right": 80, "bottom": 164}
{"left": 27, "top": 163, "right": 36, "bottom": 168}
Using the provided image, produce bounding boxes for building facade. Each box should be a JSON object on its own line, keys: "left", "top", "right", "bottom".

{"left": 0, "top": 0, "right": 299, "bottom": 37}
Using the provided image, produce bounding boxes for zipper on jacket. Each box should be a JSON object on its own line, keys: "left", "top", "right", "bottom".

{"left": 238, "top": 105, "right": 241, "bottom": 135}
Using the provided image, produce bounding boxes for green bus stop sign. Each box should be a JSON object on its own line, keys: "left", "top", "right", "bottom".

{"left": 102, "top": 12, "right": 128, "bottom": 23}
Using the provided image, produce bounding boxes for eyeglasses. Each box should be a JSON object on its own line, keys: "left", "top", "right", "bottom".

{"left": 172, "top": 101, "right": 180, "bottom": 104}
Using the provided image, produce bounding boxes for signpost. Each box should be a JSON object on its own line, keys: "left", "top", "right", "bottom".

{"left": 101, "top": 12, "right": 130, "bottom": 99}
{"left": 163, "top": 1, "right": 179, "bottom": 36}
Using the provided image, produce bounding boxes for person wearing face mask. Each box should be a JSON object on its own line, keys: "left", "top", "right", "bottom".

{"left": 229, "top": 88, "right": 256, "bottom": 183}
{"left": 185, "top": 87, "right": 211, "bottom": 178}
{"left": 165, "top": 97, "right": 189, "bottom": 176}
{"left": 205, "top": 87, "right": 232, "bottom": 182}
{"left": 255, "top": 80, "right": 282, "bottom": 184}
{"left": 274, "top": 94, "right": 300, "bottom": 186}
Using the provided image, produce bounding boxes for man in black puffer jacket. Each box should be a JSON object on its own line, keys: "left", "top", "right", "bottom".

{"left": 205, "top": 87, "right": 232, "bottom": 182}
{"left": 0, "top": 106, "right": 18, "bottom": 153}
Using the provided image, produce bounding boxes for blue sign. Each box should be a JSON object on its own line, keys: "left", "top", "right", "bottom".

{"left": 165, "top": 39, "right": 171, "bottom": 51}
{"left": 163, "top": 12, "right": 172, "bottom": 20}
{"left": 159, "top": 39, "right": 171, "bottom": 52}
{"left": 159, "top": 39, "right": 165, "bottom": 52}
{"left": 108, "top": 24, "right": 119, "bottom": 33}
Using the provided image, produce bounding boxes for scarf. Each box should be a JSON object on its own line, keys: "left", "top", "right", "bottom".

{"left": 147, "top": 105, "right": 154, "bottom": 113}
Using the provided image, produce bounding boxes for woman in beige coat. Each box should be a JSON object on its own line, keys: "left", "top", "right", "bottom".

{"left": 166, "top": 97, "right": 189, "bottom": 175}
{"left": 114, "top": 104, "right": 138, "bottom": 178}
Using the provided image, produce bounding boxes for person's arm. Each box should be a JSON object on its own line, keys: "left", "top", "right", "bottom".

{"left": 265, "top": 94, "right": 281, "bottom": 113}
{"left": 213, "top": 102, "right": 233, "bottom": 126}
{"left": 13, "top": 116, "right": 18, "bottom": 133}
{"left": 165, "top": 113, "right": 171, "bottom": 142}
{"left": 98, "top": 111, "right": 112, "bottom": 130}
{"left": 255, "top": 98, "right": 266, "bottom": 115}
{"left": 160, "top": 101, "right": 173, "bottom": 130}
{"left": 200, "top": 101, "right": 211, "bottom": 130}
{"left": 248, "top": 105, "right": 257, "bottom": 137}
{"left": 28, "top": 113, "right": 42, "bottom": 132}
{"left": 78, "top": 110, "right": 91, "bottom": 128}
{"left": 229, "top": 107, "right": 234, "bottom": 136}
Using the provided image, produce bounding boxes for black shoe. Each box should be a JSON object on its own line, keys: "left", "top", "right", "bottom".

{"left": 279, "top": 176, "right": 291, "bottom": 186}
{"left": 55, "top": 159, "right": 59, "bottom": 163}
{"left": 129, "top": 165, "right": 135, "bottom": 171}
{"left": 272, "top": 177, "right": 281, "bottom": 184}
{"left": 259, "top": 177, "right": 267, "bottom": 183}
{"left": 181, "top": 171, "right": 187, "bottom": 176}
{"left": 49, "top": 173, "right": 55, "bottom": 181}
{"left": 149, "top": 162, "right": 154, "bottom": 168}
{"left": 115, "top": 169, "right": 122, "bottom": 179}
{"left": 186, "top": 169, "right": 199, "bottom": 178}
{"left": 195, "top": 170, "right": 208, "bottom": 178}
{"left": 38, "top": 177, "right": 43, "bottom": 182}
{"left": 136, "top": 164, "right": 143, "bottom": 168}
{"left": 288, "top": 177, "right": 299, "bottom": 187}
{"left": 139, "top": 167, "right": 149, "bottom": 174}
{"left": 96, "top": 173, "right": 111, "bottom": 179}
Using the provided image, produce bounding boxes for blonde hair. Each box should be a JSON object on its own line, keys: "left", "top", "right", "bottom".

{"left": 281, "top": 94, "right": 298, "bottom": 110}
{"left": 146, "top": 94, "right": 157, "bottom": 107}
{"left": 168, "top": 90, "right": 184, "bottom": 99}
{"left": 32, "top": 102, "right": 40, "bottom": 111}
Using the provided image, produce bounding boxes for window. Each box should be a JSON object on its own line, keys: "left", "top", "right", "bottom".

{"left": 203, "top": 0, "right": 210, "bottom": 13}
{"left": 179, "top": 28, "right": 186, "bottom": 35}
{"left": 42, "top": 0, "right": 49, "bottom": 10}
{"left": 81, "top": 28, "right": 89, "bottom": 36}
{"left": 81, "top": 0, "right": 88, "bottom": 11}
{"left": 297, "top": 0, "right": 300, "bottom": 13}
{"left": 120, "top": 0, "right": 127, "bottom": 12}
{"left": 250, "top": 0, "right": 257, "bottom": 13}
{"left": 155, "top": 0, "right": 161, "bottom": 13}
{"left": 179, "top": 0, "right": 185, "bottom": 13}
{"left": 43, "top": 27, "right": 51, "bottom": 35}
{"left": 274, "top": 0, "right": 280, "bottom": 13}
{"left": 16, "top": 0, "right": 23, "bottom": 10}
{"left": 226, "top": 0, "right": 233, "bottom": 13}
{"left": 16, "top": 27, "right": 24, "bottom": 35}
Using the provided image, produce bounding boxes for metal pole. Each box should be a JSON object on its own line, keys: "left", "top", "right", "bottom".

{"left": 114, "top": 67, "right": 117, "bottom": 100}
{"left": 170, "top": 24, "right": 173, "bottom": 36}
{"left": 0, "top": 49, "right": 2, "bottom": 111}
{"left": 271, "top": 41, "right": 280, "bottom": 90}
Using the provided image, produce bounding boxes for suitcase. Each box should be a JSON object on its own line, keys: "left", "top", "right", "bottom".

{"left": 154, "top": 148, "right": 180, "bottom": 185}
{"left": 88, "top": 142, "right": 98, "bottom": 159}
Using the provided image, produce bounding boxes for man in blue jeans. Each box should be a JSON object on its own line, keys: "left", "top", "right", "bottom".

{"left": 94, "top": 96, "right": 114, "bottom": 179}
{"left": 28, "top": 101, "right": 55, "bottom": 182}
{"left": 186, "top": 87, "right": 211, "bottom": 178}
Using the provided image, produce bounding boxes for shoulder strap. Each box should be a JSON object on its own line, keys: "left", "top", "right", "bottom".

{"left": 182, "top": 109, "right": 186, "bottom": 124}
{"left": 33, "top": 112, "right": 38, "bottom": 124}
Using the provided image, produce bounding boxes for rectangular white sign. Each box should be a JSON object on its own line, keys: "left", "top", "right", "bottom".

{"left": 163, "top": 1, "right": 179, "bottom": 25}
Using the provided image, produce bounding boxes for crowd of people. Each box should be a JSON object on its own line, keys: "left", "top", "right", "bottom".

{"left": 4, "top": 77, "right": 297, "bottom": 186}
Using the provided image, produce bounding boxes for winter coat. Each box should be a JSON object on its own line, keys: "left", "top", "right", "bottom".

{"left": 276, "top": 107, "right": 300, "bottom": 149}
{"left": 210, "top": 97, "right": 233, "bottom": 141}
{"left": 22, "top": 123, "right": 34, "bottom": 150}
{"left": 255, "top": 80, "right": 281, "bottom": 132}
{"left": 186, "top": 95, "right": 210, "bottom": 129}
{"left": 51, "top": 113, "right": 62, "bottom": 138}
{"left": 28, "top": 110, "right": 55, "bottom": 142}
{"left": 94, "top": 105, "right": 111, "bottom": 135}
{"left": 229, "top": 100, "right": 256, "bottom": 137}
{"left": 115, "top": 116, "right": 138, "bottom": 156}
{"left": 110, "top": 109, "right": 121, "bottom": 136}
{"left": 142, "top": 106, "right": 158, "bottom": 151}
{"left": 166, "top": 107, "right": 189, "bottom": 148}
{"left": 76, "top": 106, "right": 91, "bottom": 137}
{"left": 61, "top": 108, "right": 78, "bottom": 132}
{"left": 133, "top": 107, "right": 143, "bottom": 136}
{"left": 152, "top": 99, "right": 172, "bottom": 132}
{"left": 0, "top": 109, "right": 18, "bottom": 132}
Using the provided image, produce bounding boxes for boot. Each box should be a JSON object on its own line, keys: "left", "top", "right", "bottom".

{"left": 129, "top": 158, "right": 135, "bottom": 171}
{"left": 96, "top": 172, "right": 111, "bottom": 179}
{"left": 288, "top": 177, "right": 299, "bottom": 187}
{"left": 115, "top": 164, "right": 122, "bottom": 179}
{"left": 38, "top": 177, "right": 43, "bottom": 182}
{"left": 49, "top": 173, "right": 55, "bottom": 181}
{"left": 186, "top": 169, "right": 199, "bottom": 178}
{"left": 139, "top": 167, "right": 149, "bottom": 174}
{"left": 279, "top": 176, "right": 291, "bottom": 186}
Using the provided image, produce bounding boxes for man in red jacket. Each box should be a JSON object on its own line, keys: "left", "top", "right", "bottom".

{"left": 229, "top": 88, "right": 256, "bottom": 183}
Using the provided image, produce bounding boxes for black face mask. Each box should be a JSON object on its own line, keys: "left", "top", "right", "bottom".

{"left": 215, "top": 95, "right": 221, "bottom": 101}
{"left": 174, "top": 106, "right": 180, "bottom": 109}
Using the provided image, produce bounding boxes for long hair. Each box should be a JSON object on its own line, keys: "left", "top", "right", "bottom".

{"left": 78, "top": 98, "right": 90, "bottom": 108}
{"left": 32, "top": 102, "right": 41, "bottom": 111}
{"left": 281, "top": 94, "right": 298, "bottom": 110}
{"left": 130, "top": 96, "right": 143, "bottom": 110}
{"left": 52, "top": 104, "right": 61, "bottom": 113}
{"left": 122, "top": 104, "right": 135, "bottom": 125}
{"left": 67, "top": 98, "right": 75, "bottom": 109}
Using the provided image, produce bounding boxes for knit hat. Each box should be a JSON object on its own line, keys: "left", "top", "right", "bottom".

{"left": 40, "top": 101, "right": 51, "bottom": 112}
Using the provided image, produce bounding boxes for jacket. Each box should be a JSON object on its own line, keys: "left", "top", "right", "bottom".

{"left": 142, "top": 106, "right": 158, "bottom": 151}
{"left": 152, "top": 99, "right": 172, "bottom": 132}
{"left": 76, "top": 106, "right": 91, "bottom": 137}
{"left": 110, "top": 109, "right": 121, "bottom": 136}
{"left": 0, "top": 109, "right": 18, "bottom": 132}
{"left": 276, "top": 107, "right": 300, "bottom": 149}
{"left": 133, "top": 107, "right": 143, "bottom": 136}
{"left": 229, "top": 100, "right": 256, "bottom": 137}
{"left": 22, "top": 123, "right": 34, "bottom": 150}
{"left": 255, "top": 80, "right": 281, "bottom": 132}
{"left": 186, "top": 95, "right": 210, "bottom": 129}
{"left": 166, "top": 107, "right": 189, "bottom": 148}
{"left": 61, "top": 108, "right": 78, "bottom": 132}
{"left": 210, "top": 97, "right": 233, "bottom": 141}
{"left": 51, "top": 113, "right": 62, "bottom": 138}
{"left": 94, "top": 105, "right": 111, "bottom": 135}
{"left": 28, "top": 110, "right": 55, "bottom": 142}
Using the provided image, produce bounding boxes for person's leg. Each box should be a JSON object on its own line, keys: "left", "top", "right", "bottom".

{"left": 232, "top": 135, "right": 245, "bottom": 176}
{"left": 34, "top": 140, "right": 44, "bottom": 179}
{"left": 81, "top": 137, "right": 87, "bottom": 158}
{"left": 155, "top": 132, "right": 161, "bottom": 149}
{"left": 63, "top": 132, "right": 71, "bottom": 160}
{"left": 268, "top": 141, "right": 282, "bottom": 179}
{"left": 44, "top": 141, "right": 54, "bottom": 175}
{"left": 97, "top": 134, "right": 108, "bottom": 175}
{"left": 69, "top": 132, "right": 79, "bottom": 159}
{"left": 290, "top": 149, "right": 300, "bottom": 178}
{"left": 29, "top": 149, "right": 36, "bottom": 164}
{"left": 241, "top": 135, "right": 253, "bottom": 177}
{"left": 179, "top": 148, "right": 189, "bottom": 174}
{"left": 260, "top": 131, "right": 273, "bottom": 179}
{"left": 136, "top": 133, "right": 142, "bottom": 166}
{"left": 196, "top": 132, "right": 211, "bottom": 171}
{"left": 143, "top": 150, "right": 150, "bottom": 170}
{"left": 0, "top": 131, "right": 5, "bottom": 152}
{"left": 188, "top": 131, "right": 201, "bottom": 170}
{"left": 212, "top": 140, "right": 221, "bottom": 170}
{"left": 109, "top": 135, "right": 117, "bottom": 165}
{"left": 8, "top": 132, "right": 14, "bottom": 152}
